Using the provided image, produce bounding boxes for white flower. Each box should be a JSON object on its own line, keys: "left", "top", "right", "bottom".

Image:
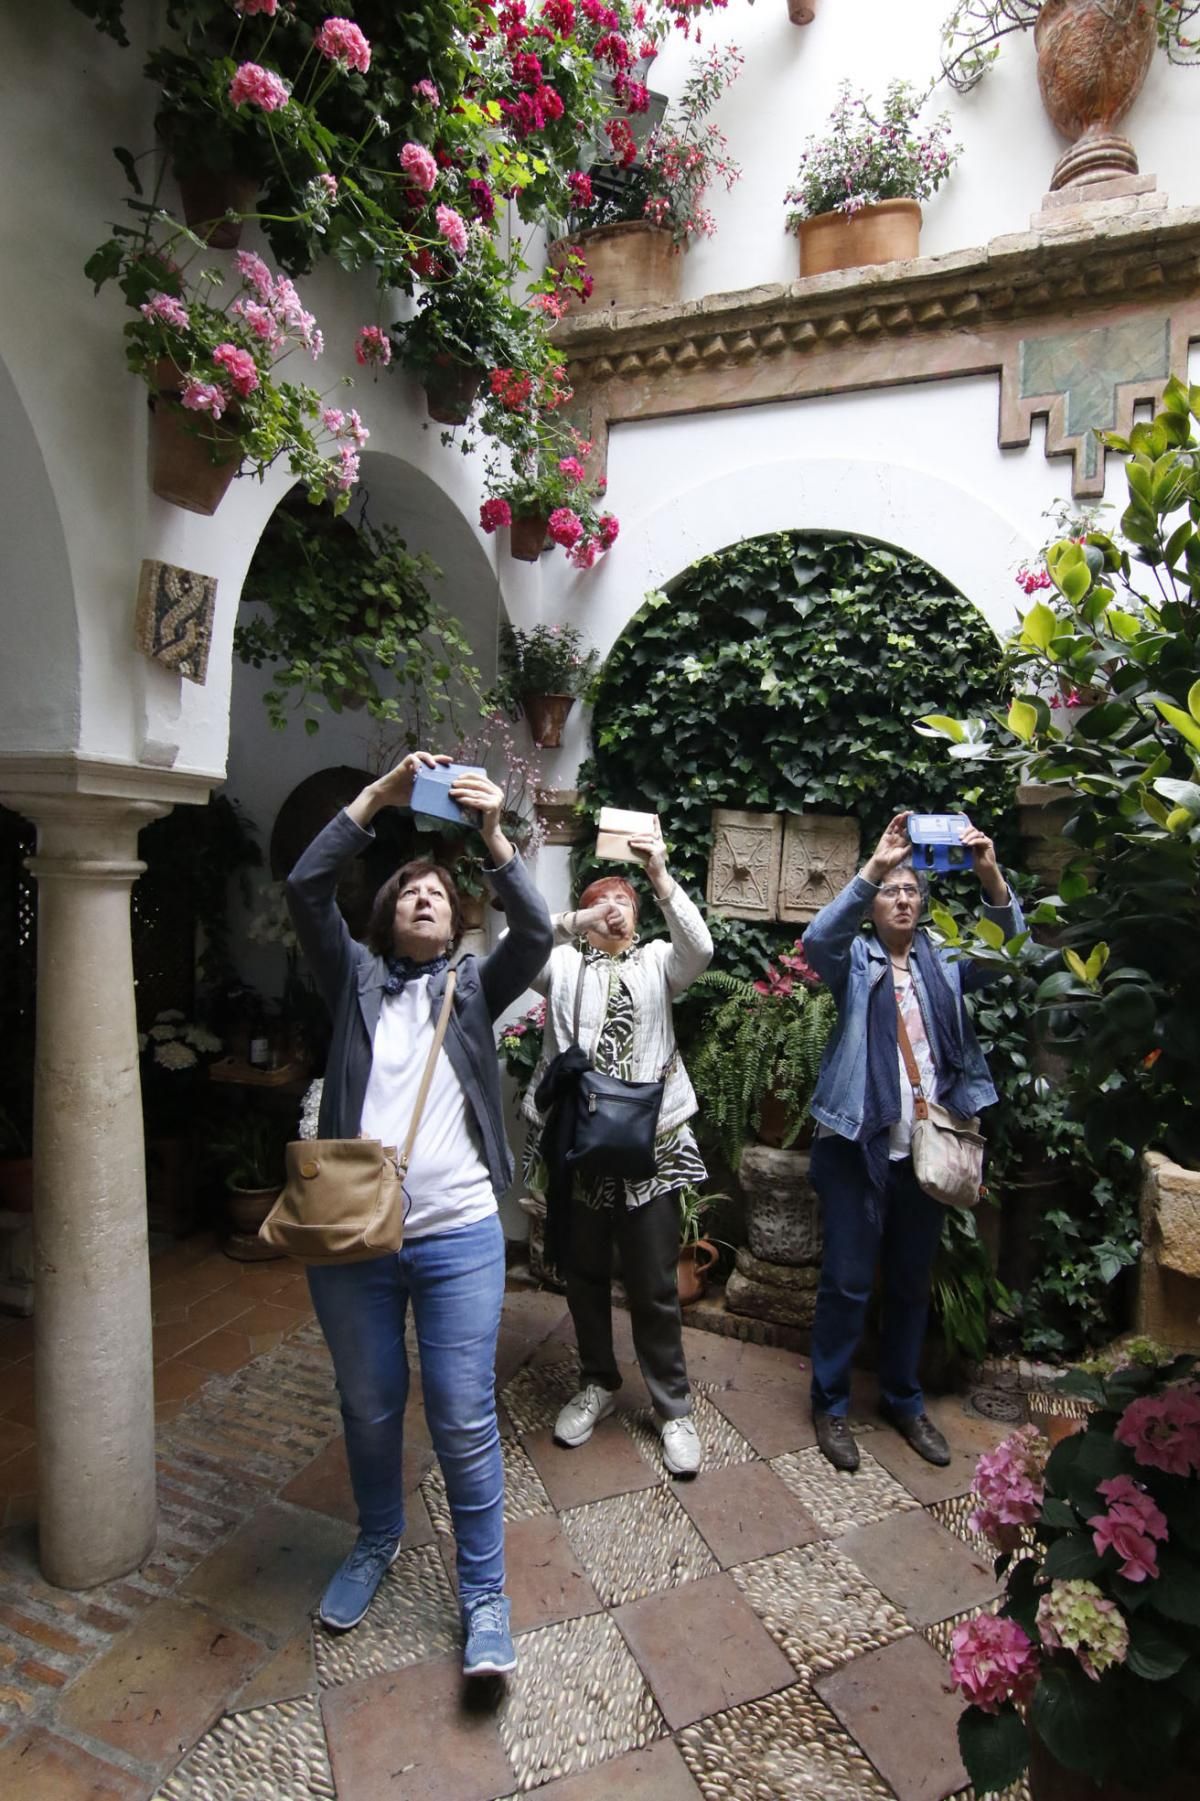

{"left": 154, "top": 1041, "right": 198, "bottom": 1071}
{"left": 299, "top": 1078, "right": 324, "bottom": 1141}
{"left": 149, "top": 1023, "right": 178, "bottom": 1042}
{"left": 183, "top": 1026, "right": 223, "bottom": 1054}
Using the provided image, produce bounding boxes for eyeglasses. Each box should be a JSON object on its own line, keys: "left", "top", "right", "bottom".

{"left": 878, "top": 883, "right": 922, "bottom": 900}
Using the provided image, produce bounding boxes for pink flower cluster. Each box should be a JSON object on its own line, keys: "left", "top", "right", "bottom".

{"left": 1016, "top": 564, "right": 1052, "bottom": 595}
{"left": 212, "top": 342, "right": 260, "bottom": 397}
{"left": 228, "top": 62, "right": 290, "bottom": 112}
{"left": 567, "top": 170, "right": 594, "bottom": 209}
{"left": 354, "top": 325, "right": 392, "bottom": 368}
{"left": 1116, "top": 1383, "right": 1200, "bottom": 1477}
{"left": 401, "top": 141, "right": 438, "bottom": 192}
{"left": 314, "top": 18, "right": 371, "bottom": 74}
{"left": 949, "top": 1614, "right": 1039, "bottom": 1714}
{"left": 1036, "top": 1578, "right": 1129, "bottom": 1681}
{"left": 140, "top": 292, "right": 191, "bottom": 331}
{"left": 500, "top": 83, "right": 565, "bottom": 137}
{"left": 413, "top": 79, "right": 440, "bottom": 106}
{"left": 754, "top": 941, "right": 822, "bottom": 999}
{"left": 436, "top": 203, "right": 469, "bottom": 256}
{"left": 181, "top": 379, "right": 228, "bottom": 421}
{"left": 234, "top": 252, "right": 322, "bottom": 356}
{"left": 321, "top": 407, "right": 369, "bottom": 448}
{"left": 968, "top": 1425, "right": 1048, "bottom": 1547}
{"left": 479, "top": 497, "right": 513, "bottom": 534}
{"left": 557, "top": 456, "right": 585, "bottom": 484}
{"left": 548, "top": 506, "right": 583, "bottom": 550}
{"left": 1088, "top": 1474, "right": 1168, "bottom": 1583}
{"left": 234, "top": 0, "right": 278, "bottom": 14}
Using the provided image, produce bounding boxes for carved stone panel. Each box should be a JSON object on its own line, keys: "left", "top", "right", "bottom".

{"left": 707, "top": 809, "right": 782, "bottom": 919}
{"left": 779, "top": 813, "right": 860, "bottom": 922}
{"left": 134, "top": 559, "right": 217, "bottom": 685}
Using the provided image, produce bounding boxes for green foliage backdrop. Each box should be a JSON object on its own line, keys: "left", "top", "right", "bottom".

{"left": 578, "top": 531, "right": 1017, "bottom": 976}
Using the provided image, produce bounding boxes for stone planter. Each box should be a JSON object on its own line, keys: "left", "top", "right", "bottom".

{"left": 738, "top": 1143, "right": 822, "bottom": 1265}
{"left": 509, "top": 511, "right": 550, "bottom": 562}
{"left": 176, "top": 166, "right": 260, "bottom": 249}
{"left": 678, "top": 1238, "right": 718, "bottom": 1306}
{"left": 725, "top": 1246, "right": 819, "bottom": 1328}
{"left": 797, "top": 199, "right": 922, "bottom": 277}
{"left": 422, "top": 357, "right": 484, "bottom": 426}
{"left": 1035, "top": 0, "right": 1157, "bottom": 191}
{"left": 549, "top": 221, "right": 682, "bottom": 314}
{"left": 521, "top": 692, "right": 575, "bottom": 750}
{"left": 149, "top": 362, "right": 241, "bottom": 515}
{"left": 1135, "top": 1149, "right": 1200, "bottom": 1350}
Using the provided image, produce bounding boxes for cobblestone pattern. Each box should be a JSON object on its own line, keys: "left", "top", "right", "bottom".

{"left": 499, "top": 1612, "right": 664, "bottom": 1792}
{"left": 312, "top": 1545, "right": 459, "bottom": 1688}
{"left": 154, "top": 1695, "right": 335, "bottom": 1800}
{"left": 678, "top": 1682, "right": 895, "bottom": 1801}
{"left": 560, "top": 1485, "right": 719, "bottom": 1607}
{"left": 620, "top": 1392, "right": 758, "bottom": 1478}
{"left": 731, "top": 1542, "right": 911, "bottom": 1680}
{"left": 770, "top": 1447, "right": 920, "bottom": 1535}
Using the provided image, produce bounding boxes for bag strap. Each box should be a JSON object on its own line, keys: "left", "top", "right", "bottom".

{"left": 398, "top": 970, "right": 457, "bottom": 1175}
{"left": 893, "top": 981, "right": 930, "bottom": 1122}
{"left": 570, "top": 951, "right": 676, "bottom": 1082}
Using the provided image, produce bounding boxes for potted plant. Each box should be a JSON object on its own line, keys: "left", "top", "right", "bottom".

{"left": 784, "top": 79, "right": 960, "bottom": 277}
{"left": 689, "top": 942, "right": 837, "bottom": 1168}
{"left": 499, "top": 999, "right": 547, "bottom": 1100}
{"left": 950, "top": 1347, "right": 1200, "bottom": 1798}
{"left": 479, "top": 418, "right": 620, "bottom": 568}
{"left": 940, "top": 1, "right": 1199, "bottom": 189}
{"left": 389, "top": 240, "right": 540, "bottom": 427}
{"left": 496, "top": 623, "right": 599, "bottom": 750}
{"left": 677, "top": 1185, "right": 732, "bottom": 1305}
{"left": 86, "top": 226, "right": 367, "bottom": 514}
{"left": 212, "top": 1110, "right": 286, "bottom": 1261}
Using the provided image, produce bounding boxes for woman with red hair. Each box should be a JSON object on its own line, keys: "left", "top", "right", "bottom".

{"left": 521, "top": 835, "right": 713, "bottom": 1475}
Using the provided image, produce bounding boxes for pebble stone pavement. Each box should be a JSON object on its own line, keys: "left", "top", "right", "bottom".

{"left": 0, "top": 1235, "right": 1036, "bottom": 1801}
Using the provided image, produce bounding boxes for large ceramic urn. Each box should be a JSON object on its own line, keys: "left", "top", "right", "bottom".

{"left": 1034, "top": 0, "right": 1158, "bottom": 190}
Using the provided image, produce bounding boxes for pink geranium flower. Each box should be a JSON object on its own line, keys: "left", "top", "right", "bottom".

{"left": 235, "top": 250, "right": 274, "bottom": 302}
{"left": 1115, "top": 1384, "right": 1200, "bottom": 1478}
{"left": 568, "top": 170, "right": 594, "bottom": 209}
{"left": 140, "top": 292, "right": 190, "bottom": 330}
{"left": 314, "top": 18, "right": 371, "bottom": 74}
{"left": 180, "top": 379, "right": 227, "bottom": 420}
{"left": 234, "top": 0, "right": 278, "bottom": 13}
{"left": 435, "top": 204, "right": 469, "bottom": 255}
{"left": 568, "top": 536, "right": 600, "bottom": 570}
{"left": 413, "top": 79, "right": 440, "bottom": 106}
{"left": 597, "top": 513, "right": 619, "bottom": 549}
{"left": 354, "top": 325, "right": 392, "bottom": 368}
{"left": 400, "top": 142, "right": 438, "bottom": 193}
{"left": 557, "top": 456, "right": 586, "bottom": 484}
{"left": 334, "top": 443, "right": 360, "bottom": 490}
{"left": 231, "top": 299, "right": 284, "bottom": 349}
{"left": 212, "top": 343, "right": 260, "bottom": 397}
{"left": 950, "top": 1614, "right": 1039, "bottom": 1714}
{"left": 480, "top": 498, "right": 513, "bottom": 533}
{"left": 548, "top": 507, "right": 584, "bottom": 549}
{"left": 228, "top": 62, "right": 291, "bottom": 112}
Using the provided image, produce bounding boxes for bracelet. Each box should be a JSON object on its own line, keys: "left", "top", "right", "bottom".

{"left": 564, "top": 910, "right": 578, "bottom": 937}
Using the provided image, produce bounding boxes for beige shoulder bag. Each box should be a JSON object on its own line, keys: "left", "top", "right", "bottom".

{"left": 259, "top": 972, "right": 457, "bottom": 1264}
{"left": 895, "top": 985, "right": 985, "bottom": 1210}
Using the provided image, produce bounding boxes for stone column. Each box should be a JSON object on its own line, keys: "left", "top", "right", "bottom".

{"left": 18, "top": 795, "right": 167, "bottom": 1587}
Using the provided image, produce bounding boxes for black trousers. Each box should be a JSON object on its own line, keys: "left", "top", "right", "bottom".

{"left": 564, "top": 1187, "right": 691, "bottom": 1420}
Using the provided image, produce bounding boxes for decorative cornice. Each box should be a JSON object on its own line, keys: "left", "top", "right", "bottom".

{"left": 0, "top": 753, "right": 218, "bottom": 814}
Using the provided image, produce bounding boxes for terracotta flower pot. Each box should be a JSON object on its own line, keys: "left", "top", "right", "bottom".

{"left": 148, "top": 361, "right": 241, "bottom": 514}
{"left": 1028, "top": 1735, "right": 1193, "bottom": 1801}
{"left": 176, "top": 167, "right": 261, "bottom": 249}
{"left": 521, "top": 692, "right": 575, "bottom": 749}
{"left": 549, "top": 221, "right": 683, "bottom": 314}
{"left": 677, "top": 1238, "right": 719, "bottom": 1305}
{"left": 225, "top": 1183, "right": 286, "bottom": 1262}
{"left": 787, "top": 0, "right": 817, "bottom": 20}
{"left": 509, "top": 512, "right": 550, "bottom": 562}
{"left": 1034, "top": 0, "right": 1157, "bottom": 190}
{"left": 797, "top": 199, "right": 922, "bottom": 277}
{"left": 422, "top": 357, "right": 484, "bottom": 426}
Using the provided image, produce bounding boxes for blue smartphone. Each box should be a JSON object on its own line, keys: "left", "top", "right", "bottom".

{"left": 907, "top": 813, "right": 970, "bottom": 872}
{"left": 410, "top": 763, "right": 488, "bottom": 826}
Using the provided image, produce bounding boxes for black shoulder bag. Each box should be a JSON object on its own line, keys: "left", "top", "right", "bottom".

{"left": 565, "top": 956, "right": 672, "bottom": 1182}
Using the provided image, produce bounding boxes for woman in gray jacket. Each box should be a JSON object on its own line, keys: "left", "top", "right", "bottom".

{"left": 522, "top": 834, "right": 713, "bottom": 1476}
{"left": 286, "top": 752, "right": 552, "bottom": 1675}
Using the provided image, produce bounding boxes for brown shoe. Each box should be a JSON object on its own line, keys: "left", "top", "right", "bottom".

{"left": 881, "top": 1406, "right": 951, "bottom": 1466}
{"left": 813, "top": 1411, "right": 860, "bottom": 1473}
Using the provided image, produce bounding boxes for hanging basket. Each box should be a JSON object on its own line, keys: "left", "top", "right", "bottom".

{"left": 176, "top": 166, "right": 260, "bottom": 249}
{"left": 148, "top": 374, "right": 242, "bottom": 516}
{"left": 521, "top": 692, "right": 575, "bottom": 749}
{"left": 509, "top": 512, "right": 550, "bottom": 562}
{"left": 796, "top": 199, "right": 922, "bottom": 277}
{"left": 1034, "top": 0, "right": 1157, "bottom": 190}
{"left": 422, "top": 357, "right": 485, "bottom": 426}
{"left": 787, "top": 0, "right": 817, "bottom": 21}
{"left": 548, "top": 221, "right": 682, "bottom": 314}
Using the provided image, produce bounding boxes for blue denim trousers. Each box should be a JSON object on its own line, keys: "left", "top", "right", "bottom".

{"left": 808, "top": 1136, "right": 945, "bottom": 1420}
{"left": 307, "top": 1213, "right": 506, "bottom": 1608}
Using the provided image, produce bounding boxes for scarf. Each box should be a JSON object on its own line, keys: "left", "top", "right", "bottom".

{"left": 382, "top": 950, "right": 450, "bottom": 996}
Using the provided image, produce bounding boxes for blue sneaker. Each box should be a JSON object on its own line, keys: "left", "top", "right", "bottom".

{"left": 318, "top": 1531, "right": 401, "bottom": 1631}
{"left": 462, "top": 1592, "right": 517, "bottom": 1677}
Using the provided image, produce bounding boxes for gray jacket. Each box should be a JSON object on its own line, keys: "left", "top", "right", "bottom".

{"left": 286, "top": 808, "right": 553, "bottom": 1196}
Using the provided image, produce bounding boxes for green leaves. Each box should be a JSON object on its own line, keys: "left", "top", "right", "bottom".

{"left": 957, "top": 1704, "right": 1028, "bottom": 1795}
{"left": 1021, "top": 598, "right": 1058, "bottom": 650}
{"left": 1006, "top": 699, "right": 1037, "bottom": 742}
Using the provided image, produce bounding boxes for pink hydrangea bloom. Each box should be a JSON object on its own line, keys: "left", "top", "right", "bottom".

{"left": 400, "top": 142, "right": 439, "bottom": 192}
{"left": 140, "top": 292, "right": 190, "bottom": 330}
{"left": 1115, "top": 1383, "right": 1200, "bottom": 1478}
{"left": 1088, "top": 1473, "right": 1169, "bottom": 1582}
{"left": 968, "top": 1425, "right": 1048, "bottom": 1547}
{"left": 354, "top": 325, "right": 392, "bottom": 368}
{"left": 228, "top": 62, "right": 291, "bottom": 112}
{"left": 548, "top": 507, "right": 584, "bottom": 549}
{"left": 212, "top": 343, "right": 260, "bottom": 397}
{"left": 1036, "top": 1579, "right": 1129, "bottom": 1681}
{"left": 234, "top": 0, "right": 278, "bottom": 13}
{"left": 950, "top": 1614, "right": 1039, "bottom": 1714}
{"left": 435, "top": 204, "right": 469, "bottom": 255}
{"left": 180, "top": 379, "right": 227, "bottom": 420}
{"left": 314, "top": 18, "right": 371, "bottom": 73}
{"left": 597, "top": 512, "right": 619, "bottom": 549}
{"left": 480, "top": 498, "right": 513, "bottom": 533}
{"left": 235, "top": 250, "right": 275, "bottom": 301}
{"left": 557, "top": 456, "right": 586, "bottom": 484}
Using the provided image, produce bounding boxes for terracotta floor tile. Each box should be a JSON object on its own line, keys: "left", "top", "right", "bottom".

{"left": 57, "top": 1596, "right": 263, "bottom": 1767}
{"left": 0, "top": 1727, "right": 147, "bottom": 1801}
{"left": 229, "top": 1297, "right": 312, "bottom": 1337}
{"left": 532, "top": 1737, "right": 704, "bottom": 1799}
{"left": 0, "top": 1417, "right": 35, "bottom": 1461}
{"left": 228, "top": 1627, "right": 317, "bottom": 1712}
{"left": 152, "top": 1319, "right": 211, "bottom": 1365}
{"left": 721, "top": 1338, "right": 809, "bottom": 1393}
{"left": 676, "top": 1326, "right": 756, "bottom": 1389}
{"left": 707, "top": 1384, "right": 818, "bottom": 1459}
{"left": 523, "top": 1419, "right": 659, "bottom": 1510}
{"left": 154, "top": 1401, "right": 187, "bottom": 1428}
{"left": 675, "top": 1459, "right": 821, "bottom": 1567}
{"left": 838, "top": 1507, "right": 1000, "bottom": 1628}
{"left": 614, "top": 1572, "right": 794, "bottom": 1730}
{"left": 151, "top": 1258, "right": 237, "bottom": 1304}
{"left": 179, "top": 1501, "right": 355, "bottom": 1641}
{"left": 153, "top": 1360, "right": 214, "bottom": 1406}
{"left": 2, "top": 1491, "right": 37, "bottom": 1529}
{"left": 176, "top": 1328, "right": 255, "bottom": 1377}
{"left": 246, "top": 1329, "right": 286, "bottom": 1356}
{"left": 322, "top": 1654, "right": 513, "bottom": 1801}
{"left": 815, "top": 1633, "right": 968, "bottom": 1801}
{"left": 0, "top": 1445, "right": 38, "bottom": 1498}
{"left": 0, "top": 1361, "right": 36, "bottom": 1422}
{"left": 281, "top": 1436, "right": 357, "bottom": 1526}
{"left": 504, "top": 1510, "right": 601, "bottom": 1632}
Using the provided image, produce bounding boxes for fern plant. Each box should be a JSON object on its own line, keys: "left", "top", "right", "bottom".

{"left": 690, "top": 969, "right": 836, "bottom": 1168}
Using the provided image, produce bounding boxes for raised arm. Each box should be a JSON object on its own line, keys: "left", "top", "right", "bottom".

{"left": 627, "top": 833, "right": 713, "bottom": 996}
{"left": 959, "top": 822, "right": 1024, "bottom": 993}
{"left": 447, "top": 767, "right": 553, "bottom": 1017}
{"left": 804, "top": 811, "right": 913, "bottom": 993}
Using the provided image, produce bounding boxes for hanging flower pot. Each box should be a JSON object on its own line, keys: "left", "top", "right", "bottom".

{"left": 787, "top": 0, "right": 817, "bottom": 21}
{"left": 677, "top": 1238, "right": 719, "bottom": 1306}
{"left": 148, "top": 363, "right": 242, "bottom": 515}
{"left": 797, "top": 199, "right": 922, "bottom": 277}
{"left": 549, "top": 221, "right": 682, "bottom": 315}
{"left": 521, "top": 692, "right": 575, "bottom": 749}
{"left": 422, "top": 356, "right": 484, "bottom": 426}
{"left": 509, "top": 512, "right": 550, "bottom": 562}
{"left": 1034, "top": 0, "right": 1158, "bottom": 190}
{"left": 176, "top": 167, "right": 261, "bottom": 250}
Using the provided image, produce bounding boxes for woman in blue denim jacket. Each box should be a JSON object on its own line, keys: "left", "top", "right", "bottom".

{"left": 801, "top": 811, "right": 1023, "bottom": 1473}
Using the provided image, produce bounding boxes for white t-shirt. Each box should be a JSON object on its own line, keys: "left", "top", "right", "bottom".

{"left": 359, "top": 975, "right": 496, "bottom": 1239}
{"left": 889, "top": 967, "right": 938, "bottom": 1159}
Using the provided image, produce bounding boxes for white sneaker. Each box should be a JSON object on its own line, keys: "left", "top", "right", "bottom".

{"left": 554, "top": 1383, "right": 616, "bottom": 1447}
{"left": 660, "top": 1414, "right": 702, "bottom": 1477}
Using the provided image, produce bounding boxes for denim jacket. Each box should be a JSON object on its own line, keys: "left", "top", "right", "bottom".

{"left": 803, "top": 872, "right": 1024, "bottom": 1141}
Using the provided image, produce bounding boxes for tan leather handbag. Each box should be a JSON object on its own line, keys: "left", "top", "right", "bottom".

{"left": 895, "top": 992, "right": 984, "bottom": 1210}
{"left": 259, "top": 973, "right": 456, "bottom": 1263}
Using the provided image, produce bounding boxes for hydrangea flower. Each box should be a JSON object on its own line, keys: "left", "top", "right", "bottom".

{"left": 950, "top": 1614, "right": 1039, "bottom": 1714}
{"left": 314, "top": 18, "right": 371, "bottom": 74}
{"left": 1036, "top": 1579, "right": 1129, "bottom": 1680}
{"left": 228, "top": 62, "right": 291, "bottom": 112}
{"left": 968, "top": 1424, "right": 1048, "bottom": 1546}
{"left": 1089, "top": 1472, "right": 1169, "bottom": 1581}
{"left": 1115, "top": 1384, "right": 1200, "bottom": 1478}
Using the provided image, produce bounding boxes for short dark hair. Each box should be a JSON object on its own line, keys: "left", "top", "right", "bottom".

{"left": 365, "top": 858, "right": 463, "bottom": 956}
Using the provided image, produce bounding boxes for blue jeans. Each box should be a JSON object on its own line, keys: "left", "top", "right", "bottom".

{"left": 307, "top": 1213, "right": 506, "bottom": 1609}
{"left": 809, "top": 1137, "right": 945, "bottom": 1420}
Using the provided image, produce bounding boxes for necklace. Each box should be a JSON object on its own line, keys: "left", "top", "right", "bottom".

{"left": 890, "top": 959, "right": 911, "bottom": 974}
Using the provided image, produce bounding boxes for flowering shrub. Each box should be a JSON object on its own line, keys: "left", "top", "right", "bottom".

{"left": 499, "top": 999, "right": 547, "bottom": 1093}
{"left": 479, "top": 423, "right": 619, "bottom": 569}
{"left": 783, "top": 80, "right": 959, "bottom": 226}
{"left": 139, "top": 1009, "right": 222, "bottom": 1073}
{"left": 86, "top": 228, "right": 366, "bottom": 509}
{"left": 497, "top": 623, "right": 600, "bottom": 702}
{"left": 952, "top": 1351, "right": 1200, "bottom": 1793}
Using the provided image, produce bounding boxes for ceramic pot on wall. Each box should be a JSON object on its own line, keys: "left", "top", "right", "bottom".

{"left": 521, "top": 693, "right": 575, "bottom": 749}
{"left": 226, "top": 1183, "right": 286, "bottom": 1261}
{"left": 549, "top": 221, "right": 682, "bottom": 314}
{"left": 787, "top": 0, "right": 817, "bottom": 20}
{"left": 1034, "top": 0, "right": 1157, "bottom": 190}
{"left": 508, "top": 512, "right": 550, "bottom": 562}
{"left": 422, "top": 357, "right": 484, "bottom": 426}
{"left": 148, "top": 366, "right": 241, "bottom": 515}
{"left": 176, "top": 167, "right": 260, "bottom": 249}
{"left": 796, "top": 199, "right": 922, "bottom": 277}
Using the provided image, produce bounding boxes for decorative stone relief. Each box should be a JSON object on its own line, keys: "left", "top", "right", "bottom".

{"left": 779, "top": 814, "right": 860, "bottom": 923}
{"left": 739, "top": 1144, "right": 823, "bottom": 1266}
{"left": 134, "top": 559, "right": 217, "bottom": 684}
{"left": 707, "top": 809, "right": 782, "bottom": 919}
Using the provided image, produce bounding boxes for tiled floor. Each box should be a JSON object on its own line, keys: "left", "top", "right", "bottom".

{"left": 0, "top": 1237, "right": 1028, "bottom": 1800}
